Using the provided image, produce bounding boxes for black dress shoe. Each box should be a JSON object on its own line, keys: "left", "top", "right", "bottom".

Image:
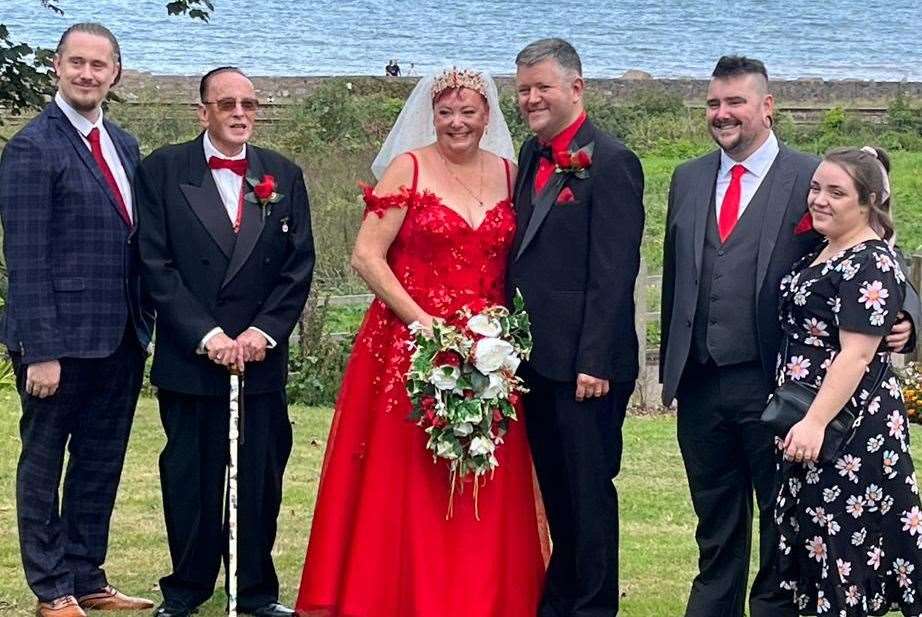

{"left": 152, "top": 603, "right": 196, "bottom": 617}
{"left": 241, "top": 602, "right": 295, "bottom": 617}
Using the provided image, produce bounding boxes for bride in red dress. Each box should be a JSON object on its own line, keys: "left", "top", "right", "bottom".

{"left": 294, "top": 69, "right": 546, "bottom": 616}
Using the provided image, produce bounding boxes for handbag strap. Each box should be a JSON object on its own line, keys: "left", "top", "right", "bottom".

{"left": 780, "top": 333, "right": 890, "bottom": 407}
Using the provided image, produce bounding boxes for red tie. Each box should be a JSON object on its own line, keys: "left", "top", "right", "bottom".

{"left": 208, "top": 156, "right": 248, "bottom": 176}
{"left": 87, "top": 128, "right": 131, "bottom": 226}
{"left": 718, "top": 164, "right": 746, "bottom": 242}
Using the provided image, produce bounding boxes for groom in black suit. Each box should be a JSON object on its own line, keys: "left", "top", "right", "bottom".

{"left": 136, "top": 67, "right": 314, "bottom": 617}
{"left": 508, "top": 38, "right": 645, "bottom": 617}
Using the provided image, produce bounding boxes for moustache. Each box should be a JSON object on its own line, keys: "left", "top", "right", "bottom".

{"left": 711, "top": 119, "right": 741, "bottom": 129}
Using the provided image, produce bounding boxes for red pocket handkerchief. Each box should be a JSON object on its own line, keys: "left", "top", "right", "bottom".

{"left": 556, "top": 187, "right": 575, "bottom": 205}
{"left": 794, "top": 211, "right": 814, "bottom": 235}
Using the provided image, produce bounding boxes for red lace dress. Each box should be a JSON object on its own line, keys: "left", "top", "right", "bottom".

{"left": 295, "top": 156, "right": 545, "bottom": 617}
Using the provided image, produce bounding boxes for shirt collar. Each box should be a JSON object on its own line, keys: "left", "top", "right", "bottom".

{"left": 55, "top": 91, "right": 103, "bottom": 138}
{"left": 719, "top": 131, "right": 779, "bottom": 179}
{"left": 544, "top": 111, "right": 588, "bottom": 153}
{"left": 203, "top": 131, "right": 247, "bottom": 162}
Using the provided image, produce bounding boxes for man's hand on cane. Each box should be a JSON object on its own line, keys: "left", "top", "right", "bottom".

{"left": 237, "top": 329, "right": 269, "bottom": 363}
{"left": 205, "top": 332, "right": 245, "bottom": 373}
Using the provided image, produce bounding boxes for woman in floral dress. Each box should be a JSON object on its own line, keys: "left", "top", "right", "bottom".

{"left": 774, "top": 147, "right": 922, "bottom": 616}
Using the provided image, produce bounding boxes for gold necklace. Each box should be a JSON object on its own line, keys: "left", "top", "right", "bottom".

{"left": 439, "top": 149, "right": 485, "bottom": 208}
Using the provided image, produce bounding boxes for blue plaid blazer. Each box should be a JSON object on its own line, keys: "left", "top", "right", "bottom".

{"left": 0, "top": 101, "right": 153, "bottom": 364}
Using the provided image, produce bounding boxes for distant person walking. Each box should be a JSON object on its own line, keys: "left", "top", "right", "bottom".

{"left": 385, "top": 59, "right": 401, "bottom": 77}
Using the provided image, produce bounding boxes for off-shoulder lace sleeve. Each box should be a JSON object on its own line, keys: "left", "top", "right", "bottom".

{"left": 361, "top": 183, "right": 414, "bottom": 219}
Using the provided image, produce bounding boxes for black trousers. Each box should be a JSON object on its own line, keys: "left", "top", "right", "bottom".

{"left": 156, "top": 387, "right": 292, "bottom": 611}
{"left": 12, "top": 331, "right": 145, "bottom": 602}
{"left": 676, "top": 360, "right": 796, "bottom": 617}
{"left": 523, "top": 365, "right": 633, "bottom": 617}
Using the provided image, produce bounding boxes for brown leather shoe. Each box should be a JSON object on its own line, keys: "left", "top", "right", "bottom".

{"left": 36, "top": 596, "right": 87, "bottom": 617}
{"left": 76, "top": 586, "right": 154, "bottom": 611}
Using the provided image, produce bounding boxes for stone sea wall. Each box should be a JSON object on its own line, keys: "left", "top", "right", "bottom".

{"left": 117, "top": 71, "right": 922, "bottom": 107}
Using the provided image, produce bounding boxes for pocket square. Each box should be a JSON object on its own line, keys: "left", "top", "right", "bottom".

{"left": 794, "top": 211, "right": 813, "bottom": 235}
{"left": 556, "top": 187, "right": 576, "bottom": 205}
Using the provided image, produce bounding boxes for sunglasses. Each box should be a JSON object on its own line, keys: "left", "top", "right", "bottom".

{"left": 202, "top": 97, "right": 260, "bottom": 113}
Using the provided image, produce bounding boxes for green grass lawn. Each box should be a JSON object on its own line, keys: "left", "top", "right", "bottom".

{"left": 1, "top": 393, "right": 920, "bottom": 615}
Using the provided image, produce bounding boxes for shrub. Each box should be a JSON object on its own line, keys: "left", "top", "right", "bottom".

{"left": 287, "top": 292, "right": 356, "bottom": 406}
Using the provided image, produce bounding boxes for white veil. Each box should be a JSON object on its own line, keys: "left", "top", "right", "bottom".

{"left": 371, "top": 70, "right": 515, "bottom": 180}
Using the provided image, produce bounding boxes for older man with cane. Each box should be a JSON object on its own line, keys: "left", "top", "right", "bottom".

{"left": 136, "top": 66, "right": 314, "bottom": 617}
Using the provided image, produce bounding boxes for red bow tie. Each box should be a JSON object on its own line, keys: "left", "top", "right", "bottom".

{"left": 208, "top": 156, "right": 248, "bottom": 176}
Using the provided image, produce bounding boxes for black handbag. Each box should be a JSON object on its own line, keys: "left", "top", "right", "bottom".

{"left": 762, "top": 338, "right": 888, "bottom": 464}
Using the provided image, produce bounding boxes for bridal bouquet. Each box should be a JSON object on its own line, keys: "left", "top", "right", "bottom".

{"left": 406, "top": 292, "right": 532, "bottom": 515}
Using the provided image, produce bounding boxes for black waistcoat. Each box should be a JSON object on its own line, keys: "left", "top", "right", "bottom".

{"left": 691, "top": 166, "right": 777, "bottom": 366}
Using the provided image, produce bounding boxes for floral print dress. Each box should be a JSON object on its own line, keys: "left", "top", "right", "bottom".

{"left": 774, "top": 239, "right": 922, "bottom": 616}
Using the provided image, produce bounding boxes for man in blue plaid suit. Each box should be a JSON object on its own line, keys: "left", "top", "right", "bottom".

{"left": 0, "top": 23, "right": 154, "bottom": 617}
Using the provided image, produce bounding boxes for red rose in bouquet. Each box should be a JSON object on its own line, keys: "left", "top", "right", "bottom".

{"left": 433, "top": 350, "right": 462, "bottom": 369}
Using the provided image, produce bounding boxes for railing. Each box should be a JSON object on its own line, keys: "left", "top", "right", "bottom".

{"left": 323, "top": 260, "right": 662, "bottom": 372}
{"left": 321, "top": 250, "right": 922, "bottom": 367}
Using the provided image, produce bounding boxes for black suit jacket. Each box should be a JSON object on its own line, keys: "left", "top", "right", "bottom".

{"left": 0, "top": 101, "right": 152, "bottom": 363}
{"left": 659, "top": 143, "right": 922, "bottom": 405}
{"left": 508, "top": 118, "right": 645, "bottom": 382}
{"left": 136, "top": 133, "right": 314, "bottom": 395}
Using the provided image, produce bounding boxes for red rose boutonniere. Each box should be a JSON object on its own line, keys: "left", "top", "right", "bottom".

{"left": 794, "top": 211, "right": 814, "bottom": 235}
{"left": 554, "top": 142, "right": 593, "bottom": 179}
{"left": 245, "top": 174, "right": 284, "bottom": 220}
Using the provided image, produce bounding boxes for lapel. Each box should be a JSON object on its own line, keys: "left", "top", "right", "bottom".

{"left": 221, "top": 145, "right": 268, "bottom": 288}
{"left": 104, "top": 119, "right": 139, "bottom": 235}
{"left": 514, "top": 139, "right": 537, "bottom": 213}
{"left": 50, "top": 102, "right": 130, "bottom": 228}
{"left": 691, "top": 150, "right": 721, "bottom": 277}
{"left": 179, "top": 133, "right": 237, "bottom": 259}
{"left": 104, "top": 119, "right": 136, "bottom": 184}
{"left": 511, "top": 139, "right": 538, "bottom": 256}
{"left": 755, "top": 145, "right": 798, "bottom": 293}
{"left": 514, "top": 119, "right": 595, "bottom": 262}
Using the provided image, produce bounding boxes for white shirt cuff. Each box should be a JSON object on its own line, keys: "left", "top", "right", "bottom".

{"left": 248, "top": 327, "right": 277, "bottom": 349}
{"left": 197, "top": 327, "right": 224, "bottom": 354}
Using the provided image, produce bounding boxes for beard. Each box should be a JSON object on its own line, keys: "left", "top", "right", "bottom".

{"left": 710, "top": 122, "right": 750, "bottom": 157}
{"left": 61, "top": 82, "right": 105, "bottom": 113}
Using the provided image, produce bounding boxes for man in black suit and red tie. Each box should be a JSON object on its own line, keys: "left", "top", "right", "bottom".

{"left": 0, "top": 23, "right": 155, "bottom": 617}
{"left": 136, "top": 66, "right": 314, "bottom": 617}
{"left": 508, "top": 38, "right": 645, "bottom": 617}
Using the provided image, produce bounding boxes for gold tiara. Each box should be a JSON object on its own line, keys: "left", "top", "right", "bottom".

{"left": 430, "top": 68, "right": 487, "bottom": 101}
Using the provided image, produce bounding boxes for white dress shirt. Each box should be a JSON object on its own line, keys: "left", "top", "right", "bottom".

{"left": 198, "top": 132, "right": 276, "bottom": 353}
{"left": 55, "top": 92, "right": 133, "bottom": 223}
{"left": 715, "top": 131, "right": 780, "bottom": 220}
{"left": 203, "top": 131, "right": 246, "bottom": 225}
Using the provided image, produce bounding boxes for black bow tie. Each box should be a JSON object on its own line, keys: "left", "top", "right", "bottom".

{"left": 537, "top": 144, "right": 554, "bottom": 161}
